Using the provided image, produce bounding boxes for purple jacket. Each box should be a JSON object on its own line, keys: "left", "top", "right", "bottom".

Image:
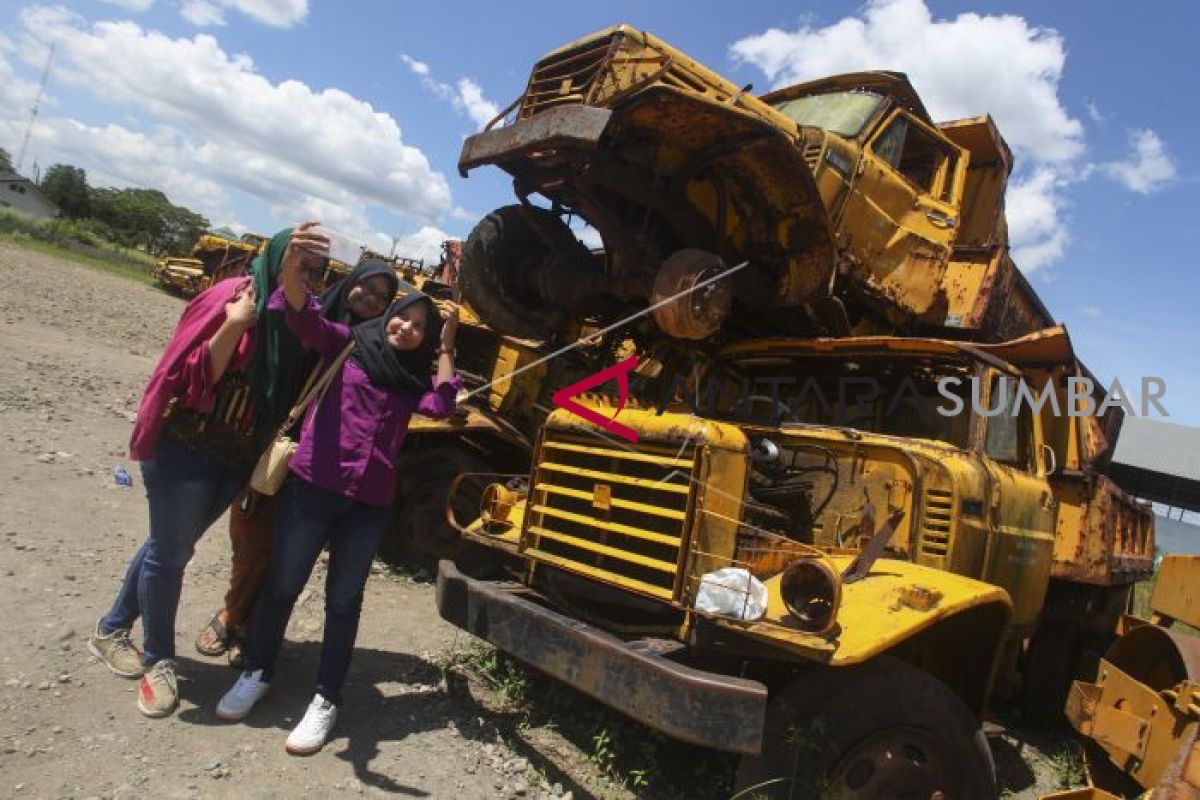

{"left": 269, "top": 287, "right": 460, "bottom": 507}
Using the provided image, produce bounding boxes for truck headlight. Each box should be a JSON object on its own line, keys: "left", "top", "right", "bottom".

{"left": 780, "top": 558, "right": 841, "bottom": 634}
{"left": 480, "top": 482, "right": 518, "bottom": 531}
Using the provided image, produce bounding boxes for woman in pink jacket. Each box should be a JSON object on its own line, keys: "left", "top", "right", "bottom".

{"left": 88, "top": 226, "right": 324, "bottom": 717}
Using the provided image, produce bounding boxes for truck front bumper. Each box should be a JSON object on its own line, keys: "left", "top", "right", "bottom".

{"left": 436, "top": 560, "right": 768, "bottom": 754}
{"left": 457, "top": 105, "right": 612, "bottom": 177}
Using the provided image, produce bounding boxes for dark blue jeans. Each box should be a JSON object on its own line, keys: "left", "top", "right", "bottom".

{"left": 101, "top": 437, "right": 248, "bottom": 665}
{"left": 244, "top": 477, "right": 390, "bottom": 706}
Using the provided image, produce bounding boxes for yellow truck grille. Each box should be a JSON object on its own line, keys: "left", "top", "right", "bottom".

{"left": 920, "top": 488, "right": 953, "bottom": 558}
{"left": 522, "top": 433, "right": 698, "bottom": 601}
{"left": 518, "top": 29, "right": 748, "bottom": 121}
{"left": 520, "top": 37, "right": 619, "bottom": 119}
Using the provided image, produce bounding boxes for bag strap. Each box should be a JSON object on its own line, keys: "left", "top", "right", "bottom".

{"left": 272, "top": 341, "right": 355, "bottom": 440}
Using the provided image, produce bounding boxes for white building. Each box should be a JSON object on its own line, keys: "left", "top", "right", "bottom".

{"left": 0, "top": 169, "right": 60, "bottom": 219}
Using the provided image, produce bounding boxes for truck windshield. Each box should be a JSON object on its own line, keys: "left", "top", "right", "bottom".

{"left": 702, "top": 354, "right": 974, "bottom": 448}
{"left": 772, "top": 91, "right": 883, "bottom": 137}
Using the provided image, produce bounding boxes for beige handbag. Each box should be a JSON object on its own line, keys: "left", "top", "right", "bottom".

{"left": 249, "top": 341, "right": 354, "bottom": 495}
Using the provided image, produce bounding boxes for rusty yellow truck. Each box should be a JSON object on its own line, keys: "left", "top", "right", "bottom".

{"left": 456, "top": 24, "right": 1042, "bottom": 344}
{"left": 151, "top": 231, "right": 266, "bottom": 296}
{"left": 424, "top": 23, "right": 1161, "bottom": 798}
{"left": 438, "top": 328, "right": 1153, "bottom": 797}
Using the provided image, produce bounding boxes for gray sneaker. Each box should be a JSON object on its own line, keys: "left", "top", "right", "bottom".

{"left": 137, "top": 659, "right": 179, "bottom": 718}
{"left": 87, "top": 620, "right": 144, "bottom": 679}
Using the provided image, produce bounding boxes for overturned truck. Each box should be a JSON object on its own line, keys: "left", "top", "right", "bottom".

{"left": 456, "top": 24, "right": 1043, "bottom": 344}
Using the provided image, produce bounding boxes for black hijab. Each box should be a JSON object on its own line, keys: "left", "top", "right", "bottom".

{"left": 350, "top": 286, "right": 442, "bottom": 395}
{"left": 319, "top": 258, "right": 400, "bottom": 325}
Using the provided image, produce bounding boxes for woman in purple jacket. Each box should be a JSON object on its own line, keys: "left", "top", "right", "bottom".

{"left": 215, "top": 227, "right": 460, "bottom": 754}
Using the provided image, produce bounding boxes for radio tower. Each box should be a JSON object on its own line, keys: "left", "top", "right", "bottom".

{"left": 16, "top": 44, "right": 54, "bottom": 175}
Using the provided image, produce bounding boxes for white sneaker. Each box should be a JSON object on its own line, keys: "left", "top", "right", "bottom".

{"left": 215, "top": 669, "right": 269, "bottom": 721}
{"left": 285, "top": 694, "right": 338, "bottom": 755}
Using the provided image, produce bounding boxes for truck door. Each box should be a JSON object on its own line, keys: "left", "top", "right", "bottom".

{"left": 837, "top": 109, "right": 966, "bottom": 322}
{"left": 979, "top": 374, "right": 1056, "bottom": 633}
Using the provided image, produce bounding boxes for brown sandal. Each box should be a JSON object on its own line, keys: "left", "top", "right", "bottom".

{"left": 194, "top": 611, "right": 232, "bottom": 657}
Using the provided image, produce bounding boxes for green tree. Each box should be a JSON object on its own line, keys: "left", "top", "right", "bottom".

{"left": 88, "top": 186, "right": 209, "bottom": 255}
{"left": 0, "top": 148, "right": 12, "bottom": 173}
{"left": 39, "top": 164, "right": 91, "bottom": 219}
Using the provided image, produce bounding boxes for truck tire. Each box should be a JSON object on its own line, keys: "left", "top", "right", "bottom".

{"left": 459, "top": 205, "right": 588, "bottom": 340}
{"left": 1020, "top": 620, "right": 1081, "bottom": 728}
{"left": 734, "top": 656, "right": 995, "bottom": 799}
{"left": 380, "top": 446, "right": 495, "bottom": 575}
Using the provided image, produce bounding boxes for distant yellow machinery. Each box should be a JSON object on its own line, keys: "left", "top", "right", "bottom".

{"left": 151, "top": 232, "right": 266, "bottom": 296}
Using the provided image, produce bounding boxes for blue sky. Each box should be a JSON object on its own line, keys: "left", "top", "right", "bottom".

{"left": 1, "top": 0, "right": 1196, "bottom": 425}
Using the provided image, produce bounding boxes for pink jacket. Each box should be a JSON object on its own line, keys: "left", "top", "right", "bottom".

{"left": 129, "top": 277, "right": 256, "bottom": 461}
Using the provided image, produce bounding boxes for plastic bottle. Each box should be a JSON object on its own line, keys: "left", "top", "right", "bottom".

{"left": 113, "top": 466, "right": 133, "bottom": 487}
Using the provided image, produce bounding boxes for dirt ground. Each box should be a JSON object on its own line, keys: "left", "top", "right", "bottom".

{"left": 0, "top": 241, "right": 1080, "bottom": 799}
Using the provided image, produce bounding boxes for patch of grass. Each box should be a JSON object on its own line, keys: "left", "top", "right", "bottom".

{"left": 378, "top": 558, "right": 432, "bottom": 584}
{"left": 0, "top": 211, "right": 158, "bottom": 287}
{"left": 444, "top": 641, "right": 737, "bottom": 799}
{"left": 1048, "top": 745, "right": 1085, "bottom": 790}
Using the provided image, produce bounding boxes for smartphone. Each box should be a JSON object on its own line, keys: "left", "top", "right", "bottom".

{"left": 308, "top": 225, "right": 365, "bottom": 267}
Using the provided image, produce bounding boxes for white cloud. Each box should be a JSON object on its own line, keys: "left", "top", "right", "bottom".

{"left": 1006, "top": 168, "right": 1069, "bottom": 272}
{"left": 1079, "top": 306, "right": 1101, "bottom": 318}
{"left": 12, "top": 6, "right": 451, "bottom": 232}
{"left": 99, "top": 0, "right": 155, "bottom": 10}
{"left": 1100, "top": 129, "right": 1176, "bottom": 194}
{"left": 400, "top": 54, "right": 430, "bottom": 78}
{"left": 730, "top": 0, "right": 1089, "bottom": 272}
{"left": 227, "top": 0, "right": 307, "bottom": 27}
{"left": 184, "top": 0, "right": 306, "bottom": 28}
{"left": 450, "top": 205, "right": 477, "bottom": 223}
{"left": 394, "top": 224, "right": 452, "bottom": 265}
{"left": 455, "top": 78, "right": 499, "bottom": 128}
{"left": 180, "top": 0, "right": 226, "bottom": 27}
{"left": 1085, "top": 100, "right": 1105, "bottom": 124}
{"left": 0, "top": 35, "right": 41, "bottom": 118}
{"left": 731, "top": 0, "right": 1083, "bottom": 162}
{"left": 403, "top": 54, "right": 499, "bottom": 131}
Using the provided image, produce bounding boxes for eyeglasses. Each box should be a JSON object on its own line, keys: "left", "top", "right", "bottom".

{"left": 355, "top": 283, "right": 393, "bottom": 308}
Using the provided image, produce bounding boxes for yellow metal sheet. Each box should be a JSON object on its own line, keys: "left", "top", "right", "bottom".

{"left": 528, "top": 526, "right": 676, "bottom": 574}
{"left": 719, "top": 556, "right": 1011, "bottom": 665}
{"left": 539, "top": 461, "right": 691, "bottom": 494}
{"left": 525, "top": 548, "right": 673, "bottom": 600}
{"left": 533, "top": 482, "right": 686, "bottom": 521}
{"left": 528, "top": 504, "right": 681, "bottom": 547}
{"left": 541, "top": 439, "right": 693, "bottom": 468}
{"left": 1153, "top": 555, "right": 1200, "bottom": 629}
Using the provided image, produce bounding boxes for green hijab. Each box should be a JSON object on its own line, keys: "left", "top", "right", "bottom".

{"left": 246, "top": 228, "right": 310, "bottom": 447}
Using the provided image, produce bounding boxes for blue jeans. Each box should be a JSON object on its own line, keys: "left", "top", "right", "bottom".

{"left": 101, "top": 437, "right": 248, "bottom": 665}
{"left": 245, "top": 477, "right": 390, "bottom": 706}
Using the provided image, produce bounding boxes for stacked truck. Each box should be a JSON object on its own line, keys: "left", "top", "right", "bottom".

{"left": 406, "top": 24, "right": 1170, "bottom": 797}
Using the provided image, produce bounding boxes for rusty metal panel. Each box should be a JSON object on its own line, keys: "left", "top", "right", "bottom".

{"left": 435, "top": 559, "right": 769, "bottom": 754}
{"left": 1072, "top": 647, "right": 1200, "bottom": 792}
{"left": 1050, "top": 472, "right": 1155, "bottom": 585}
{"left": 942, "top": 249, "right": 1052, "bottom": 340}
{"left": 1153, "top": 555, "right": 1200, "bottom": 629}
{"left": 1092, "top": 700, "right": 1150, "bottom": 758}
{"left": 458, "top": 105, "right": 612, "bottom": 176}
{"left": 1039, "top": 789, "right": 1123, "bottom": 800}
